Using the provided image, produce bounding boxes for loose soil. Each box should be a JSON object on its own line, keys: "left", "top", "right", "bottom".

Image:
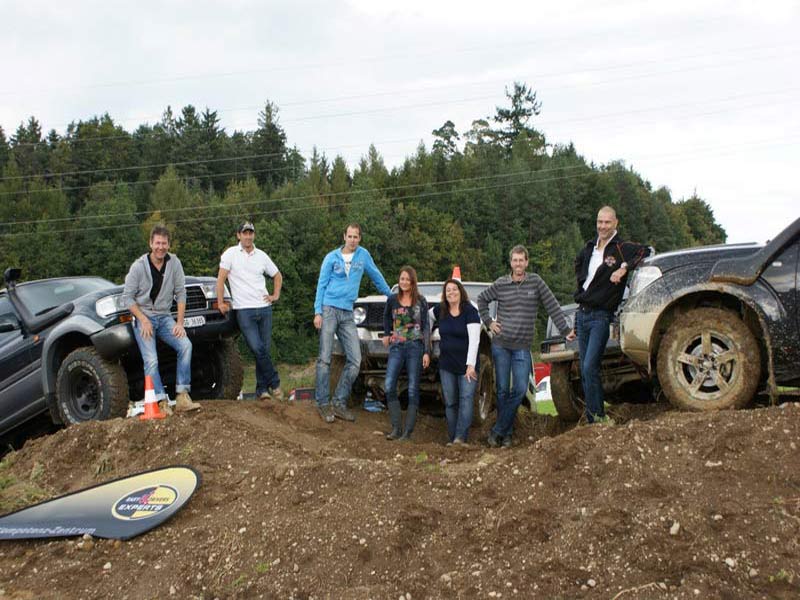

{"left": 0, "top": 398, "right": 799, "bottom": 599}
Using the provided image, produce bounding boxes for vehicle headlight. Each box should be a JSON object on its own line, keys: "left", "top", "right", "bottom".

{"left": 629, "top": 266, "right": 662, "bottom": 298}
{"left": 199, "top": 282, "right": 218, "bottom": 299}
{"left": 96, "top": 294, "right": 128, "bottom": 318}
{"left": 353, "top": 306, "right": 366, "bottom": 325}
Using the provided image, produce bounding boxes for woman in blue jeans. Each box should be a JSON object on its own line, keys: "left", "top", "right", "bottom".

{"left": 431, "top": 278, "right": 481, "bottom": 445}
{"left": 383, "top": 266, "right": 431, "bottom": 441}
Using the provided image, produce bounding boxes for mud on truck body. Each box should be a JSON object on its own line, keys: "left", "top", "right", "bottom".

{"left": 620, "top": 216, "right": 800, "bottom": 411}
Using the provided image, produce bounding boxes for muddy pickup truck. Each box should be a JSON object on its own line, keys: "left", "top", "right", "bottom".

{"left": 620, "top": 216, "right": 800, "bottom": 411}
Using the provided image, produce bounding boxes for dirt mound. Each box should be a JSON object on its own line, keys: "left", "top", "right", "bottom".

{"left": 1, "top": 399, "right": 799, "bottom": 599}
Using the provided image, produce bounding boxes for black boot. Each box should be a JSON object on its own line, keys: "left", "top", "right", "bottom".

{"left": 400, "top": 403, "right": 418, "bottom": 441}
{"left": 386, "top": 400, "right": 402, "bottom": 440}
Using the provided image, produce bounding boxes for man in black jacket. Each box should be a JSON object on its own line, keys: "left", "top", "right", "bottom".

{"left": 573, "top": 206, "right": 649, "bottom": 423}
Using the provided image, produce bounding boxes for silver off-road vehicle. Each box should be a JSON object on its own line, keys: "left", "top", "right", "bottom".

{"left": 329, "top": 281, "right": 498, "bottom": 423}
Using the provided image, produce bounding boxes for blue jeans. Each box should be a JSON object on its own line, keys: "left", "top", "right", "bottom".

{"left": 384, "top": 340, "right": 424, "bottom": 409}
{"left": 491, "top": 344, "right": 532, "bottom": 438}
{"left": 576, "top": 307, "right": 612, "bottom": 422}
{"left": 315, "top": 306, "right": 361, "bottom": 407}
{"left": 132, "top": 314, "right": 192, "bottom": 400}
{"left": 440, "top": 368, "right": 477, "bottom": 442}
{"left": 236, "top": 307, "right": 279, "bottom": 394}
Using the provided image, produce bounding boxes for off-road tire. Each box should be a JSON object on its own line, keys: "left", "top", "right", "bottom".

{"left": 329, "top": 352, "right": 346, "bottom": 400}
{"left": 56, "top": 347, "right": 129, "bottom": 425}
{"left": 192, "top": 339, "right": 244, "bottom": 400}
{"left": 657, "top": 307, "right": 760, "bottom": 411}
{"left": 472, "top": 350, "right": 496, "bottom": 424}
{"left": 550, "top": 361, "right": 584, "bottom": 422}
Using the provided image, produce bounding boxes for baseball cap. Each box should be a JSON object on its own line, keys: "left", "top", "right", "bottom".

{"left": 238, "top": 221, "right": 255, "bottom": 233}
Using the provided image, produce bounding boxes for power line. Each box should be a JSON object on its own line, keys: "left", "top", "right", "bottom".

{"left": 0, "top": 165, "right": 590, "bottom": 227}
{"left": 0, "top": 150, "right": 289, "bottom": 182}
{"left": 0, "top": 163, "right": 298, "bottom": 197}
{"left": 4, "top": 85, "right": 799, "bottom": 187}
{"left": 1, "top": 124, "right": 798, "bottom": 206}
{"left": 0, "top": 168, "right": 614, "bottom": 238}
{"left": 4, "top": 36, "right": 791, "bottom": 99}
{"left": 6, "top": 43, "right": 797, "bottom": 149}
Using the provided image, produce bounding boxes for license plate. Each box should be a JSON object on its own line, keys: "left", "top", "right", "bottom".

{"left": 184, "top": 316, "right": 206, "bottom": 328}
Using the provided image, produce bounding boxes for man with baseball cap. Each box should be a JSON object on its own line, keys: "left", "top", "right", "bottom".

{"left": 217, "top": 221, "right": 283, "bottom": 401}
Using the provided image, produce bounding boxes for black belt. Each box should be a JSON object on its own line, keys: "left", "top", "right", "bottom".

{"left": 578, "top": 304, "right": 611, "bottom": 313}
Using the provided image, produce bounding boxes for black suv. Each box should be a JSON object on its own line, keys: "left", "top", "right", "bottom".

{"left": 0, "top": 268, "right": 243, "bottom": 436}
{"left": 620, "top": 217, "right": 800, "bottom": 411}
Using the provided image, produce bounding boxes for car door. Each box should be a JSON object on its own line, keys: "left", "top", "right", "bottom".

{"left": 761, "top": 240, "right": 800, "bottom": 382}
{"left": 0, "top": 294, "right": 45, "bottom": 435}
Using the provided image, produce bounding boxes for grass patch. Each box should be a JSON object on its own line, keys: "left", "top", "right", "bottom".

{"left": 769, "top": 568, "right": 795, "bottom": 584}
{"left": 528, "top": 400, "right": 557, "bottom": 416}
{"left": 255, "top": 562, "right": 271, "bottom": 574}
{"left": 0, "top": 454, "right": 51, "bottom": 513}
{"left": 240, "top": 361, "right": 316, "bottom": 396}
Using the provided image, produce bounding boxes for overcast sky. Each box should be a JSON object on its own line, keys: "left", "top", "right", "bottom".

{"left": 1, "top": 0, "right": 797, "bottom": 244}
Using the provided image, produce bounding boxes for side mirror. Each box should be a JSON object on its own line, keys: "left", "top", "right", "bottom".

{"left": 0, "top": 321, "right": 17, "bottom": 333}
{"left": 4, "top": 268, "right": 21, "bottom": 286}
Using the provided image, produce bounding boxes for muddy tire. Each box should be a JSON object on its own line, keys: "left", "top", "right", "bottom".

{"left": 656, "top": 308, "right": 760, "bottom": 411}
{"left": 329, "top": 353, "right": 345, "bottom": 397}
{"left": 550, "top": 361, "right": 584, "bottom": 422}
{"left": 56, "top": 347, "right": 129, "bottom": 425}
{"left": 472, "top": 350, "right": 496, "bottom": 424}
{"left": 192, "top": 339, "right": 244, "bottom": 400}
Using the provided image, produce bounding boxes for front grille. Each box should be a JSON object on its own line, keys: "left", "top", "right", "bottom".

{"left": 363, "top": 303, "right": 385, "bottom": 329}
{"left": 171, "top": 286, "right": 207, "bottom": 312}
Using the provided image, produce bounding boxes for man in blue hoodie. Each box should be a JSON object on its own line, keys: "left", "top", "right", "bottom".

{"left": 313, "top": 223, "right": 391, "bottom": 423}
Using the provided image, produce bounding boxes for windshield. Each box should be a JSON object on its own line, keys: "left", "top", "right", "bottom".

{"left": 394, "top": 283, "right": 490, "bottom": 301}
{"left": 15, "top": 278, "right": 115, "bottom": 316}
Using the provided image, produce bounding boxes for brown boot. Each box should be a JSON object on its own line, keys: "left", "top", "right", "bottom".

{"left": 175, "top": 392, "right": 201, "bottom": 412}
{"left": 158, "top": 400, "right": 173, "bottom": 416}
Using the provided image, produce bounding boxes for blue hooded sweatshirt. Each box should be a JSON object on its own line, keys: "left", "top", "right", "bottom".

{"left": 314, "top": 246, "right": 391, "bottom": 314}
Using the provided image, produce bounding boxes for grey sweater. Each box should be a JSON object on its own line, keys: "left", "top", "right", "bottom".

{"left": 477, "top": 273, "right": 570, "bottom": 350}
{"left": 122, "top": 253, "right": 187, "bottom": 317}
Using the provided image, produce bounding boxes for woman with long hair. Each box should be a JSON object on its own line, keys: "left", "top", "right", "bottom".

{"left": 432, "top": 278, "right": 480, "bottom": 445}
{"left": 382, "top": 266, "right": 431, "bottom": 440}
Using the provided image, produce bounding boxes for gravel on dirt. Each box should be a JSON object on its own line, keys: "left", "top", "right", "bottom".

{"left": 0, "top": 398, "right": 798, "bottom": 599}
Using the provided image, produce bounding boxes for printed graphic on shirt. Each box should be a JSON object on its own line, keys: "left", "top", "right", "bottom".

{"left": 391, "top": 305, "right": 422, "bottom": 343}
{"left": 604, "top": 255, "right": 618, "bottom": 267}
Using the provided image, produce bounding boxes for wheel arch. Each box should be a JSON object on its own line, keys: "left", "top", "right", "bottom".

{"left": 648, "top": 286, "right": 774, "bottom": 390}
{"left": 41, "top": 319, "right": 100, "bottom": 395}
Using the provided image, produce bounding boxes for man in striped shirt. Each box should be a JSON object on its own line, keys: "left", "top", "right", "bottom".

{"left": 478, "top": 245, "right": 574, "bottom": 447}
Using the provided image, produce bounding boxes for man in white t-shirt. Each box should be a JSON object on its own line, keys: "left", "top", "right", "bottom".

{"left": 216, "top": 221, "right": 284, "bottom": 401}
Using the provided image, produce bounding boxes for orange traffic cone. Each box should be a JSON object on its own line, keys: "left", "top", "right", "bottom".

{"left": 140, "top": 375, "right": 166, "bottom": 420}
{"left": 451, "top": 265, "right": 462, "bottom": 281}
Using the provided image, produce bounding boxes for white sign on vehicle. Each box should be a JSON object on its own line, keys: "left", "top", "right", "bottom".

{"left": 183, "top": 316, "right": 206, "bottom": 328}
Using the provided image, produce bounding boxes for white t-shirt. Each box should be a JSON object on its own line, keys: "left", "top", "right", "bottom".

{"left": 220, "top": 244, "right": 280, "bottom": 309}
{"left": 582, "top": 231, "right": 617, "bottom": 291}
{"left": 343, "top": 252, "right": 354, "bottom": 276}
